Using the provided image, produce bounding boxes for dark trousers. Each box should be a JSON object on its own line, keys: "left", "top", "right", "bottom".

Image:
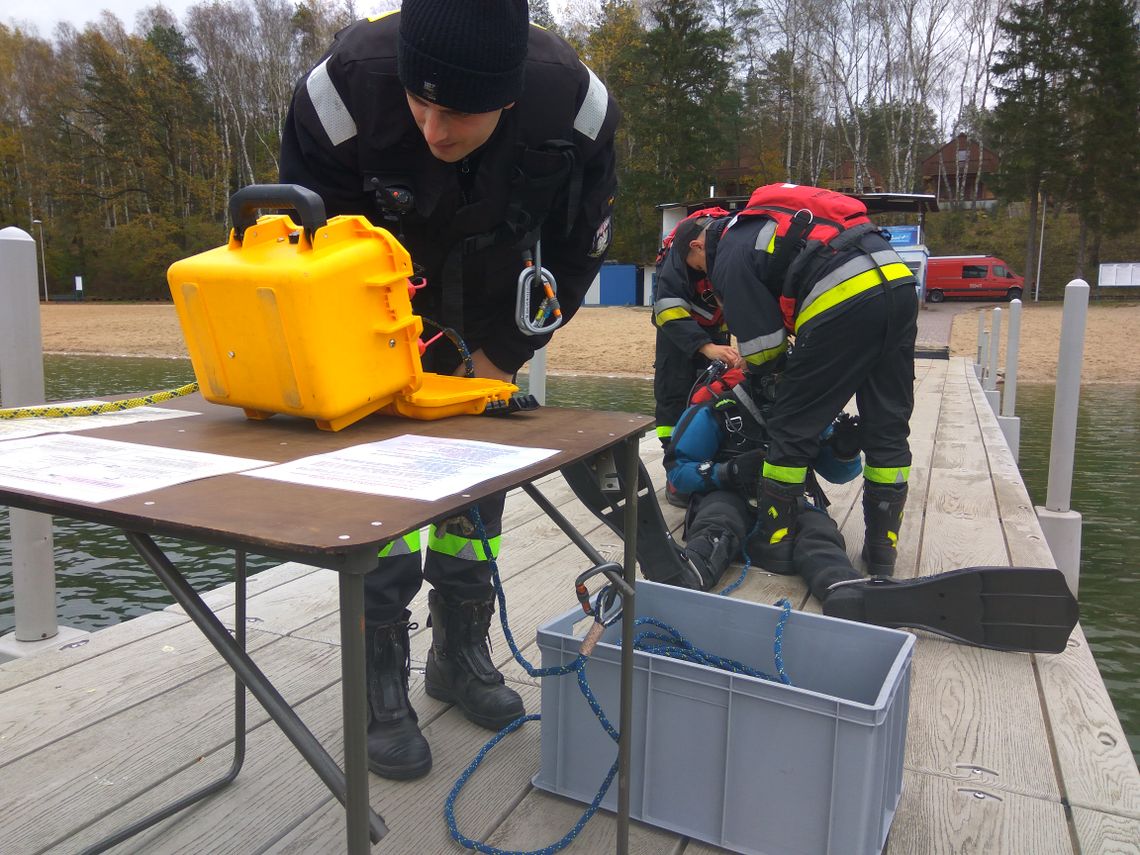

{"left": 363, "top": 492, "right": 506, "bottom": 628}
{"left": 653, "top": 328, "right": 724, "bottom": 446}
{"left": 767, "top": 285, "right": 918, "bottom": 471}
{"left": 687, "top": 491, "right": 861, "bottom": 599}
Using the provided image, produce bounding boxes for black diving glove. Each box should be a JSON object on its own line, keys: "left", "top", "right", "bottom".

{"left": 827, "top": 413, "right": 862, "bottom": 461}
{"left": 716, "top": 448, "right": 766, "bottom": 492}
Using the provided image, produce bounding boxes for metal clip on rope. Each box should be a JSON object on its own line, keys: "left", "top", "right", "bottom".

{"left": 516, "top": 240, "right": 562, "bottom": 336}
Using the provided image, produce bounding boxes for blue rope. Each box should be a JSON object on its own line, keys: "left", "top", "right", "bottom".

{"left": 717, "top": 515, "right": 765, "bottom": 596}
{"left": 444, "top": 506, "right": 793, "bottom": 853}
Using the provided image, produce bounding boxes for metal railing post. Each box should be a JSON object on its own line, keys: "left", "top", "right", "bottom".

{"left": 998, "top": 300, "right": 1022, "bottom": 459}
{"left": 0, "top": 227, "right": 58, "bottom": 648}
{"left": 1036, "top": 281, "right": 1088, "bottom": 596}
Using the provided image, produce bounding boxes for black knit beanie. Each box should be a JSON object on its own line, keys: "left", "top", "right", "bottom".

{"left": 397, "top": 0, "right": 530, "bottom": 114}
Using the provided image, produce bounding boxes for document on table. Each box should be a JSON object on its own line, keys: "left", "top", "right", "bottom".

{"left": 0, "top": 400, "right": 196, "bottom": 441}
{"left": 0, "top": 434, "right": 273, "bottom": 503}
{"left": 243, "top": 434, "right": 559, "bottom": 501}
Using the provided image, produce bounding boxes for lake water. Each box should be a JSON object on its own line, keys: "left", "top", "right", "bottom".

{"left": 0, "top": 355, "right": 1136, "bottom": 762}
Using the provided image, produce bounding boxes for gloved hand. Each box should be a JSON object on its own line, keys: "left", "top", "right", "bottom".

{"left": 827, "top": 413, "right": 861, "bottom": 461}
{"left": 715, "top": 448, "right": 765, "bottom": 491}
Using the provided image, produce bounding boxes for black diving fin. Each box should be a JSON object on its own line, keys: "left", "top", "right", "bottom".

{"left": 561, "top": 443, "right": 704, "bottom": 591}
{"left": 822, "top": 566, "right": 1079, "bottom": 654}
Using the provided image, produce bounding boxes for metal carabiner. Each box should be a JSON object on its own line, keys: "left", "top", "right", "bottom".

{"left": 574, "top": 562, "right": 632, "bottom": 627}
{"left": 516, "top": 240, "right": 563, "bottom": 336}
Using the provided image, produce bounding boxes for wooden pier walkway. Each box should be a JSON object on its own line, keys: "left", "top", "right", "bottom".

{"left": 1, "top": 357, "right": 1137, "bottom": 854}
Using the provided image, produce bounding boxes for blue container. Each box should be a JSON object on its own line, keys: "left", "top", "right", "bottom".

{"left": 534, "top": 581, "right": 915, "bottom": 855}
{"left": 598, "top": 263, "right": 639, "bottom": 305}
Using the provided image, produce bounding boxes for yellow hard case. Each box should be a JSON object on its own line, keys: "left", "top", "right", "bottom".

{"left": 167, "top": 213, "right": 515, "bottom": 431}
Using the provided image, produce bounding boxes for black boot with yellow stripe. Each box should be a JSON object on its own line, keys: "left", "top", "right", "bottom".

{"left": 862, "top": 481, "right": 908, "bottom": 576}
{"left": 425, "top": 590, "right": 525, "bottom": 730}
{"left": 748, "top": 477, "right": 801, "bottom": 574}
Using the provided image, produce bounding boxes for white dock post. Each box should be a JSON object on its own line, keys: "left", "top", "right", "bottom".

{"left": 984, "top": 307, "right": 1002, "bottom": 413}
{"left": 0, "top": 228, "right": 88, "bottom": 661}
{"left": 1036, "top": 280, "right": 1088, "bottom": 597}
{"left": 978, "top": 329, "right": 990, "bottom": 387}
{"left": 998, "top": 300, "right": 1022, "bottom": 459}
{"left": 527, "top": 347, "right": 548, "bottom": 405}
{"left": 974, "top": 311, "right": 985, "bottom": 379}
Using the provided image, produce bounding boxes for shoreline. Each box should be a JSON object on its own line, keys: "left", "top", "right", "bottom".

{"left": 37, "top": 301, "right": 1140, "bottom": 385}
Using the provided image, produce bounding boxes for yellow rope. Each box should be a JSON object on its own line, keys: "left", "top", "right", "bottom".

{"left": 0, "top": 382, "right": 201, "bottom": 420}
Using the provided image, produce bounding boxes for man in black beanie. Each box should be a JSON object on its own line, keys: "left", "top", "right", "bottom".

{"left": 280, "top": 1, "right": 620, "bottom": 781}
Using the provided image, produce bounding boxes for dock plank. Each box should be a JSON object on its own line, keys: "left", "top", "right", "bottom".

{"left": 885, "top": 769, "right": 1073, "bottom": 855}
{"left": 0, "top": 634, "right": 340, "bottom": 855}
{"left": 2, "top": 359, "right": 1137, "bottom": 854}
{"left": 903, "top": 638, "right": 1060, "bottom": 801}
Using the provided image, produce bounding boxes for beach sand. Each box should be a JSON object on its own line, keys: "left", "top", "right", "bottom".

{"left": 37, "top": 300, "right": 1140, "bottom": 385}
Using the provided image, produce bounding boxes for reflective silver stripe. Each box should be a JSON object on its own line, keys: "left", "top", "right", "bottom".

{"left": 738, "top": 328, "right": 786, "bottom": 358}
{"left": 690, "top": 304, "right": 716, "bottom": 322}
{"left": 306, "top": 58, "right": 357, "bottom": 146}
{"left": 800, "top": 249, "right": 901, "bottom": 313}
{"left": 754, "top": 220, "right": 778, "bottom": 253}
{"left": 653, "top": 297, "right": 690, "bottom": 313}
{"left": 573, "top": 63, "right": 608, "bottom": 141}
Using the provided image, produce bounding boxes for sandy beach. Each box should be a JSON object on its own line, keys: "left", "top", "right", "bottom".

{"left": 36, "top": 300, "right": 1140, "bottom": 385}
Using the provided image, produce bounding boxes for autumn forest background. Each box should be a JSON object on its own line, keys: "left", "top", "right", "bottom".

{"left": 2, "top": 0, "right": 1139, "bottom": 301}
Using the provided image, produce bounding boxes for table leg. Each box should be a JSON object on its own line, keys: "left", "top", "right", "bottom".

{"left": 616, "top": 434, "right": 640, "bottom": 855}
{"left": 78, "top": 550, "right": 250, "bottom": 855}
{"left": 123, "top": 532, "right": 388, "bottom": 847}
{"left": 339, "top": 569, "right": 372, "bottom": 854}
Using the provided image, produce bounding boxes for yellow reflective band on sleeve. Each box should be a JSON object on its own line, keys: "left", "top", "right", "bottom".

{"left": 428, "top": 528, "right": 501, "bottom": 562}
{"left": 655, "top": 306, "right": 693, "bottom": 326}
{"left": 762, "top": 463, "right": 807, "bottom": 484}
{"left": 378, "top": 530, "right": 421, "bottom": 558}
{"left": 795, "top": 262, "right": 913, "bottom": 332}
{"left": 769, "top": 527, "right": 789, "bottom": 544}
{"left": 656, "top": 425, "right": 674, "bottom": 439}
{"left": 864, "top": 466, "right": 910, "bottom": 484}
{"left": 367, "top": 10, "right": 397, "bottom": 21}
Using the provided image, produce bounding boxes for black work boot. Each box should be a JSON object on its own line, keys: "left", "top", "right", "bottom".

{"left": 862, "top": 481, "right": 909, "bottom": 577}
{"left": 366, "top": 617, "right": 432, "bottom": 780}
{"left": 424, "top": 590, "right": 525, "bottom": 730}
{"left": 683, "top": 528, "right": 739, "bottom": 591}
{"left": 747, "top": 478, "right": 801, "bottom": 574}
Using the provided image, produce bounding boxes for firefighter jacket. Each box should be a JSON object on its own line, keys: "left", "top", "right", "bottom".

{"left": 279, "top": 13, "right": 620, "bottom": 374}
{"left": 652, "top": 240, "right": 728, "bottom": 357}
{"left": 712, "top": 215, "right": 916, "bottom": 351}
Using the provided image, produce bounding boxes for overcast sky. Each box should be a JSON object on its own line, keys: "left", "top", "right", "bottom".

{"left": 4, "top": 1, "right": 201, "bottom": 38}
{"left": 4, "top": 1, "right": 573, "bottom": 42}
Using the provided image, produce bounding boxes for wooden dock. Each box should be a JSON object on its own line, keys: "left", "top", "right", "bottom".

{"left": 1, "top": 356, "right": 1137, "bottom": 854}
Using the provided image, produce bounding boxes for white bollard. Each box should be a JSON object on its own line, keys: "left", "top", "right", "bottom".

{"left": 998, "top": 300, "right": 1022, "bottom": 459}
{"left": 0, "top": 228, "right": 61, "bottom": 653}
{"left": 527, "top": 346, "right": 548, "bottom": 405}
{"left": 1036, "top": 280, "right": 1088, "bottom": 596}
{"left": 974, "top": 311, "right": 985, "bottom": 379}
{"left": 984, "top": 308, "right": 1002, "bottom": 412}
{"left": 978, "top": 329, "right": 990, "bottom": 385}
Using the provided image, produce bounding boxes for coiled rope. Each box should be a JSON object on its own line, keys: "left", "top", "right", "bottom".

{"left": 445, "top": 506, "right": 793, "bottom": 855}
{"left": 0, "top": 382, "right": 200, "bottom": 420}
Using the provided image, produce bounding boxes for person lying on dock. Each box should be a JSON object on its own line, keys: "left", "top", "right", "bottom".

{"left": 664, "top": 364, "right": 1078, "bottom": 654}
{"left": 564, "top": 363, "right": 1078, "bottom": 655}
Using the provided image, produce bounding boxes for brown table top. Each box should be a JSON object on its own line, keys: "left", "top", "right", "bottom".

{"left": 0, "top": 396, "right": 652, "bottom": 571}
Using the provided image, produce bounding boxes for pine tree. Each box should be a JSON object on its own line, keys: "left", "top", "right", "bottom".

{"left": 990, "top": 0, "right": 1076, "bottom": 290}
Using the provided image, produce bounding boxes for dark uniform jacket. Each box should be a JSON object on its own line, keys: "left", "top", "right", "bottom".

{"left": 280, "top": 13, "right": 620, "bottom": 374}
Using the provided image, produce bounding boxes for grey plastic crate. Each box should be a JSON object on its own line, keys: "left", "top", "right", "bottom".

{"left": 533, "top": 580, "right": 915, "bottom": 855}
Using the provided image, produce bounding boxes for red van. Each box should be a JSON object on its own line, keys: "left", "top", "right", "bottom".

{"left": 925, "top": 255, "right": 1024, "bottom": 303}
